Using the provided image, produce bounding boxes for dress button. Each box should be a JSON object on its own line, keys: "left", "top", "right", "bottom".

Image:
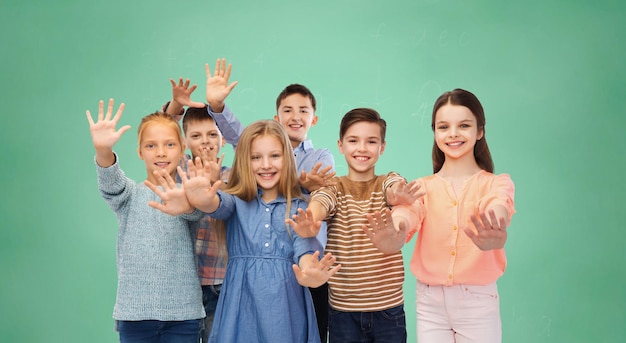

{"left": 264, "top": 242, "right": 269, "bottom": 247}
{"left": 265, "top": 208, "right": 270, "bottom": 212}
{"left": 265, "top": 224, "right": 269, "bottom": 228}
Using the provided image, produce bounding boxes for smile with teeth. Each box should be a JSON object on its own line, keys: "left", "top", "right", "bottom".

{"left": 155, "top": 162, "right": 170, "bottom": 168}
{"left": 259, "top": 172, "right": 276, "bottom": 179}
{"left": 354, "top": 156, "right": 369, "bottom": 161}
{"left": 447, "top": 142, "right": 464, "bottom": 147}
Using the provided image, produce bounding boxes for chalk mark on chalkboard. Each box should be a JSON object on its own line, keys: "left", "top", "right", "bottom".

{"left": 371, "top": 23, "right": 386, "bottom": 41}
{"left": 538, "top": 315, "right": 552, "bottom": 337}
{"left": 412, "top": 30, "right": 427, "bottom": 46}
{"left": 411, "top": 80, "right": 442, "bottom": 127}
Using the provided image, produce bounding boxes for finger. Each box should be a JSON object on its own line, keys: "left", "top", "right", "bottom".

{"left": 147, "top": 200, "right": 166, "bottom": 212}
{"left": 117, "top": 125, "right": 131, "bottom": 137}
{"left": 97, "top": 100, "right": 104, "bottom": 122}
{"left": 169, "top": 79, "right": 176, "bottom": 87}
{"left": 177, "top": 166, "right": 188, "bottom": 182}
{"left": 112, "top": 102, "right": 125, "bottom": 124}
{"left": 479, "top": 212, "right": 492, "bottom": 230}
{"left": 183, "top": 78, "right": 191, "bottom": 88}
{"left": 470, "top": 214, "right": 484, "bottom": 232}
{"left": 310, "top": 162, "right": 321, "bottom": 174}
{"left": 327, "top": 264, "right": 341, "bottom": 277}
{"left": 362, "top": 224, "right": 376, "bottom": 240}
{"left": 225, "top": 80, "right": 238, "bottom": 93}
{"left": 205, "top": 63, "right": 212, "bottom": 78}
{"left": 178, "top": 77, "right": 184, "bottom": 86}
{"left": 224, "top": 61, "right": 233, "bottom": 79}
{"left": 214, "top": 58, "right": 221, "bottom": 76}
{"left": 144, "top": 180, "right": 165, "bottom": 198}
{"left": 219, "top": 58, "right": 226, "bottom": 75}
{"left": 86, "top": 110, "right": 95, "bottom": 126}
{"left": 188, "top": 84, "right": 198, "bottom": 93}
{"left": 488, "top": 210, "right": 499, "bottom": 229}
{"left": 216, "top": 153, "right": 224, "bottom": 169}
{"left": 104, "top": 98, "right": 114, "bottom": 121}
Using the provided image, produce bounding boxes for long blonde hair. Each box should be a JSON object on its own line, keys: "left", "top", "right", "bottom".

{"left": 214, "top": 120, "right": 302, "bottom": 257}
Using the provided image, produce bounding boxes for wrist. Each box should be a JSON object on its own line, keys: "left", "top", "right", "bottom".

{"left": 207, "top": 100, "right": 225, "bottom": 113}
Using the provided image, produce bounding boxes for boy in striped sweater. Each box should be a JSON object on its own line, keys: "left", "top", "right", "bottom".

{"left": 287, "top": 108, "right": 420, "bottom": 342}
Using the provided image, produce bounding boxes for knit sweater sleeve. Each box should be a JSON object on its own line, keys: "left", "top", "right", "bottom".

{"left": 96, "top": 153, "right": 134, "bottom": 214}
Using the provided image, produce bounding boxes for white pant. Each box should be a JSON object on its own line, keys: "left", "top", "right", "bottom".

{"left": 415, "top": 281, "right": 501, "bottom": 343}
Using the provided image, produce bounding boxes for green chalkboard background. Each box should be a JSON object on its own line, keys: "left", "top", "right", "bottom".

{"left": 1, "top": 0, "right": 624, "bottom": 342}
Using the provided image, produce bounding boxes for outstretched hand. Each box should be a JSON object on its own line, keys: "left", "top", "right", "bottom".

{"left": 178, "top": 157, "right": 222, "bottom": 212}
{"left": 145, "top": 169, "right": 194, "bottom": 216}
{"left": 86, "top": 99, "right": 130, "bottom": 151}
{"left": 362, "top": 208, "right": 406, "bottom": 254}
{"left": 170, "top": 77, "right": 205, "bottom": 108}
{"left": 299, "top": 162, "right": 336, "bottom": 192}
{"left": 387, "top": 179, "right": 423, "bottom": 206}
{"left": 205, "top": 58, "right": 238, "bottom": 112}
{"left": 464, "top": 209, "right": 508, "bottom": 250}
{"left": 86, "top": 98, "right": 130, "bottom": 167}
{"left": 293, "top": 251, "right": 341, "bottom": 288}
{"left": 285, "top": 207, "right": 322, "bottom": 238}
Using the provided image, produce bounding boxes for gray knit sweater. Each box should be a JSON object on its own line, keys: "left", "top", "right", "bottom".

{"left": 96, "top": 155, "right": 205, "bottom": 321}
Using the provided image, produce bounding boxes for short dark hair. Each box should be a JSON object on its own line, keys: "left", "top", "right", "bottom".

{"left": 339, "top": 108, "right": 386, "bottom": 142}
{"left": 275, "top": 84, "right": 316, "bottom": 111}
{"left": 181, "top": 105, "right": 215, "bottom": 134}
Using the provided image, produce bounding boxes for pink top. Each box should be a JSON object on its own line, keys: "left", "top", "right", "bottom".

{"left": 406, "top": 171, "right": 515, "bottom": 286}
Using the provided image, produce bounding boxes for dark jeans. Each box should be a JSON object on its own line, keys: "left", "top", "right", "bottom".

{"left": 310, "top": 282, "right": 329, "bottom": 343}
{"left": 328, "top": 305, "right": 407, "bottom": 343}
{"left": 200, "top": 284, "right": 222, "bottom": 343}
{"left": 116, "top": 319, "right": 202, "bottom": 343}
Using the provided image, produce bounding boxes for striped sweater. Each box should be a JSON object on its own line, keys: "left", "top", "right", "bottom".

{"left": 311, "top": 173, "right": 405, "bottom": 312}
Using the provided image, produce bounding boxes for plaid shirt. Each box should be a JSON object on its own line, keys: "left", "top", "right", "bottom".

{"left": 179, "top": 154, "right": 230, "bottom": 285}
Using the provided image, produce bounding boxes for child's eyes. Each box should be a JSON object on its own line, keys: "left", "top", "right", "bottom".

{"left": 251, "top": 155, "right": 260, "bottom": 161}
{"left": 271, "top": 153, "right": 282, "bottom": 159}
{"left": 167, "top": 142, "right": 177, "bottom": 148}
{"left": 209, "top": 133, "right": 219, "bottom": 138}
{"left": 190, "top": 134, "right": 200, "bottom": 139}
{"left": 145, "top": 144, "right": 155, "bottom": 149}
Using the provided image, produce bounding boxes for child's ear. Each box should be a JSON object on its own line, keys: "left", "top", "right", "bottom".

{"left": 380, "top": 141, "right": 386, "bottom": 155}
{"left": 478, "top": 127, "right": 484, "bottom": 140}
{"left": 273, "top": 114, "right": 280, "bottom": 122}
{"left": 137, "top": 147, "right": 144, "bottom": 160}
{"left": 311, "top": 115, "right": 318, "bottom": 126}
{"left": 337, "top": 139, "right": 344, "bottom": 154}
{"left": 221, "top": 136, "right": 226, "bottom": 147}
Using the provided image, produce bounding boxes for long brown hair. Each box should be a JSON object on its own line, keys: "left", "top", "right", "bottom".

{"left": 430, "top": 89, "right": 494, "bottom": 173}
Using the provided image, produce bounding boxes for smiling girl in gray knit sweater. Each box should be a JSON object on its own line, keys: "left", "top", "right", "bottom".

{"left": 86, "top": 99, "right": 205, "bottom": 342}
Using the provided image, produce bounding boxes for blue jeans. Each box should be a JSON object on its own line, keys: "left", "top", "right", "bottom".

{"left": 116, "top": 319, "right": 202, "bottom": 343}
{"left": 200, "top": 284, "right": 222, "bottom": 343}
{"left": 328, "top": 305, "right": 407, "bottom": 343}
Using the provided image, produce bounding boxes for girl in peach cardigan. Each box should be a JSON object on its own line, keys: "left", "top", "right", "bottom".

{"left": 364, "top": 88, "right": 515, "bottom": 343}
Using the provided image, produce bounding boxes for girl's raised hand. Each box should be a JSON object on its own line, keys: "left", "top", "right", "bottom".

{"left": 145, "top": 169, "right": 194, "bottom": 216}
{"left": 465, "top": 209, "right": 508, "bottom": 250}
{"left": 292, "top": 251, "right": 341, "bottom": 288}
{"left": 285, "top": 207, "right": 321, "bottom": 238}
{"left": 386, "top": 179, "right": 424, "bottom": 207}
{"left": 86, "top": 99, "right": 130, "bottom": 151}
{"left": 170, "top": 77, "right": 205, "bottom": 108}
